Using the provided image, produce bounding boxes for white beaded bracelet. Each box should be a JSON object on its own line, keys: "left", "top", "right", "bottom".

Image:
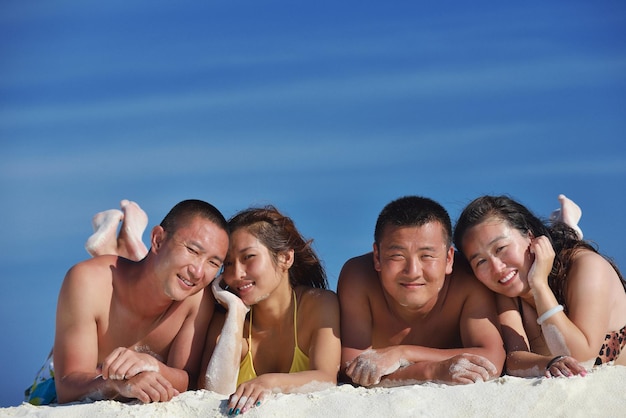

{"left": 537, "top": 304, "right": 564, "bottom": 325}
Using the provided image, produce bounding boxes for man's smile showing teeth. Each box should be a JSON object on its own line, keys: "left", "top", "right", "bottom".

{"left": 499, "top": 271, "right": 516, "bottom": 284}
{"left": 179, "top": 275, "right": 194, "bottom": 287}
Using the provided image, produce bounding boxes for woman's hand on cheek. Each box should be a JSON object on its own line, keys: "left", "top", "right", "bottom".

{"left": 527, "top": 236, "right": 555, "bottom": 291}
{"left": 212, "top": 274, "right": 249, "bottom": 314}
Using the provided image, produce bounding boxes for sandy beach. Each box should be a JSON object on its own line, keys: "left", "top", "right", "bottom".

{"left": 2, "top": 365, "right": 625, "bottom": 418}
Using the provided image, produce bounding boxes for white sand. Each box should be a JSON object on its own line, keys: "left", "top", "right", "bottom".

{"left": 3, "top": 365, "right": 625, "bottom": 418}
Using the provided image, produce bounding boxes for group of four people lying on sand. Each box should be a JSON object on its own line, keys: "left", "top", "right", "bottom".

{"left": 26, "top": 194, "right": 626, "bottom": 416}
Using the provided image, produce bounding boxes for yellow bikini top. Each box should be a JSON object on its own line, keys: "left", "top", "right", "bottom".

{"left": 237, "top": 290, "right": 310, "bottom": 386}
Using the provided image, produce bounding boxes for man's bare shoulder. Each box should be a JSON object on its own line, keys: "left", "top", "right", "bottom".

{"left": 178, "top": 286, "right": 213, "bottom": 316}
{"left": 338, "top": 253, "right": 378, "bottom": 287}
{"left": 447, "top": 255, "right": 492, "bottom": 297}
{"left": 57, "top": 256, "right": 124, "bottom": 322}
{"left": 61, "top": 256, "right": 141, "bottom": 307}
{"left": 65, "top": 255, "right": 123, "bottom": 287}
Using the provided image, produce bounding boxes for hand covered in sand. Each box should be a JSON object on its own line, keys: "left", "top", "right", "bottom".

{"left": 212, "top": 274, "right": 250, "bottom": 315}
{"left": 227, "top": 376, "right": 273, "bottom": 415}
{"left": 545, "top": 355, "right": 587, "bottom": 378}
{"left": 110, "top": 369, "right": 178, "bottom": 403}
{"left": 100, "top": 347, "right": 160, "bottom": 381}
{"left": 434, "top": 354, "right": 498, "bottom": 384}
{"left": 345, "top": 348, "right": 410, "bottom": 387}
{"left": 527, "top": 236, "right": 555, "bottom": 292}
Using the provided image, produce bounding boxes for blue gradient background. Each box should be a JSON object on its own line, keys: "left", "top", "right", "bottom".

{"left": 1, "top": 0, "right": 624, "bottom": 407}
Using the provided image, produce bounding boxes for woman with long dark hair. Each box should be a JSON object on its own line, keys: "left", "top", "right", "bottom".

{"left": 454, "top": 195, "right": 626, "bottom": 378}
{"left": 199, "top": 206, "right": 340, "bottom": 415}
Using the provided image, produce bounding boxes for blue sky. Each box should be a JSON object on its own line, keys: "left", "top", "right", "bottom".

{"left": 1, "top": 0, "right": 625, "bottom": 407}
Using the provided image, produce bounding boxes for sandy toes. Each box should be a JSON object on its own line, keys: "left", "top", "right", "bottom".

{"left": 550, "top": 194, "right": 583, "bottom": 239}
{"left": 556, "top": 194, "right": 582, "bottom": 226}
{"left": 85, "top": 209, "right": 124, "bottom": 257}
{"left": 118, "top": 200, "right": 149, "bottom": 261}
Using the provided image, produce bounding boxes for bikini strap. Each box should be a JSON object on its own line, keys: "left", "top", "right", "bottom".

{"left": 247, "top": 307, "right": 253, "bottom": 351}
{"left": 292, "top": 290, "right": 298, "bottom": 347}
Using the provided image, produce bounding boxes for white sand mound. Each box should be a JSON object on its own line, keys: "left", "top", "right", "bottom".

{"left": 3, "top": 365, "right": 625, "bottom": 418}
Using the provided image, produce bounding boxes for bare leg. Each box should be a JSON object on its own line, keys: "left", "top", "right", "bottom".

{"left": 117, "top": 200, "right": 149, "bottom": 261}
{"left": 85, "top": 209, "right": 124, "bottom": 256}
{"left": 550, "top": 194, "right": 583, "bottom": 239}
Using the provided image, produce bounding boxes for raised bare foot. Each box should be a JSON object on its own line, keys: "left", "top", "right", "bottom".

{"left": 85, "top": 209, "right": 124, "bottom": 256}
{"left": 550, "top": 194, "right": 583, "bottom": 239}
{"left": 117, "top": 200, "right": 149, "bottom": 261}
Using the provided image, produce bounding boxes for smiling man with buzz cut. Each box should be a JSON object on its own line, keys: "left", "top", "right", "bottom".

{"left": 338, "top": 195, "right": 505, "bottom": 387}
{"left": 51, "top": 199, "right": 229, "bottom": 404}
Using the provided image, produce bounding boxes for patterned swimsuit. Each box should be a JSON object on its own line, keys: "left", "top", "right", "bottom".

{"left": 518, "top": 298, "right": 625, "bottom": 365}
{"left": 594, "top": 325, "right": 626, "bottom": 365}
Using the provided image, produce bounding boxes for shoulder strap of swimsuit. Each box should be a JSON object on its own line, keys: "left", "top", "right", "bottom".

{"left": 247, "top": 307, "right": 253, "bottom": 352}
{"left": 292, "top": 290, "right": 299, "bottom": 348}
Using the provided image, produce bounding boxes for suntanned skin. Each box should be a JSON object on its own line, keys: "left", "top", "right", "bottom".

{"left": 338, "top": 222, "right": 505, "bottom": 386}
{"left": 462, "top": 218, "right": 626, "bottom": 377}
{"left": 199, "top": 228, "right": 341, "bottom": 414}
{"left": 54, "top": 215, "right": 229, "bottom": 403}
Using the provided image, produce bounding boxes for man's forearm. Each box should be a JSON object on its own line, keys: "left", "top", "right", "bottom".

{"left": 381, "top": 360, "right": 434, "bottom": 384}
{"left": 56, "top": 372, "right": 118, "bottom": 403}
{"left": 157, "top": 362, "right": 190, "bottom": 393}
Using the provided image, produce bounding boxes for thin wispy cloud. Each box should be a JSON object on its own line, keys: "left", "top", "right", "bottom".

{"left": 1, "top": 2, "right": 625, "bottom": 407}
{"left": 3, "top": 53, "right": 624, "bottom": 131}
{"left": 508, "top": 158, "right": 626, "bottom": 177}
{"left": 3, "top": 120, "right": 620, "bottom": 184}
